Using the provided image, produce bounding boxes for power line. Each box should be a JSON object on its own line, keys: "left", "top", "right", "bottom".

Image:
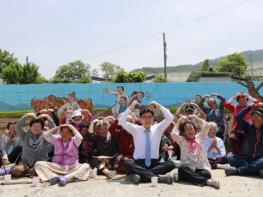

{"left": 88, "top": 0, "right": 251, "bottom": 60}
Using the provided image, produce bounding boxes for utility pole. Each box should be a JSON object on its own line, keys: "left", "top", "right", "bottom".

{"left": 26, "top": 56, "right": 29, "bottom": 64}
{"left": 163, "top": 32, "right": 167, "bottom": 80}
{"left": 249, "top": 54, "right": 254, "bottom": 80}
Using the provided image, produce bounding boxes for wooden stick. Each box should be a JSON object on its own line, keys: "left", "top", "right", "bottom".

{"left": 0, "top": 180, "right": 33, "bottom": 185}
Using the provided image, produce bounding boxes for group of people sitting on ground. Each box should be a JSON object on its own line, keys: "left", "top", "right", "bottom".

{"left": 0, "top": 89, "right": 262, "bottom": 190}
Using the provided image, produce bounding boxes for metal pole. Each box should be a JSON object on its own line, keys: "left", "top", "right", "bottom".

{"left": 163, "top": 32, "right": 167, "bottom": 80}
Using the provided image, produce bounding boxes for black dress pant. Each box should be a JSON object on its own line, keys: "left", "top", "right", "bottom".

{"left": 125, "top": 159, "right": 176, "bottom": 182}
{"left": 178, "top": 165, "right": 211, "bottom": 186}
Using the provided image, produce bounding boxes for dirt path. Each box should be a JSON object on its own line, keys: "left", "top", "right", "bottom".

{"left": 0, "top": 170, "right": 262, "bottom": 197}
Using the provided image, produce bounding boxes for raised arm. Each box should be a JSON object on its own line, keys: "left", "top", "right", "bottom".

{"left": 80, "top": 109, "right": 94, "bottom": 122}
{"left": 175, "top": 102, "right": 185, "bottom": 119}
{"left": 67, "top": 124, "right": 83, "bottom": 147}
{"left": 214, "top": 94, "right": 226, "bottom": 110}
{"left": 189, "top": 115, "right": 209, "bottom": 140}
{"left": 236, "top": 105, "right": 253, "bottom": 132}
{"left": 119, "top": 102, "right": 138, "bottom": 135}
{"left": 224, "top": 95, "right": 236, "bottom": 112}
{"left": 191, "top": 103, "right": 207, "bottom": 120}
{"left": 248, "top": 95, "right": 259, "bottom": 103}
{"left": 38, "top": 114, "right": 56, "bottom": 129}
{"left": 43, "top": 126, "right": 60, "bottom": 144}
{"left": 15, "top": 113, "right": 37, "bottom": 139}
{"left": 171, "top": 116, "right": 186, "bottom": 145}
{"left": 104, "top": 88, "right": 117, "bottom": 95}
{"left": 199, "top": 96, "right": 209, "bottom": 113}
{"left": 149, "top": 101, "right": 174, "bottom": 133}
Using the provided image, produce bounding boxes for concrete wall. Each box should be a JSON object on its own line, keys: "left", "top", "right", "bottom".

{"left": 0, "top": 82, "right": 262, "bottom": 111}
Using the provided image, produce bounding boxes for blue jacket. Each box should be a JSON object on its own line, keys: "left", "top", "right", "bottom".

{"left": 237, "top": 106, "right": 263, "bottom": 158}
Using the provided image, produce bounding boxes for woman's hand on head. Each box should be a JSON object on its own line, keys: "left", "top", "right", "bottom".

{"left": 25, "top": 113, "right": 37, "bottom": 119}
{"left": 148, "top": 101, "right": 160, "bottom": 110}
{"left": 38, "top": 114, "right": 51, "bottom": 119}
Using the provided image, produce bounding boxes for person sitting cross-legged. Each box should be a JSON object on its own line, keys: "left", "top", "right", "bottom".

{"left": 171, "top": 116, "right": 220, "bottom": 189}
{"left": 88, "top": 119, "right": 118, "bottom": 179}
{"left": 0, "top": 113, "right": 56, "bottom": 177}
{"left": 119, "top": 101, "right": 176, "bottom": 184}
{"left": 34, "top": 124, "right": 92, "bottom": 187}
{"left": 225, "top": 103, "right": 263, "bottom": 177}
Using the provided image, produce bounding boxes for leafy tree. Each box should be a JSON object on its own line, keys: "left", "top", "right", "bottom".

{"left": 100, "top": 61, "right": 123, "bottom": 79}
{"left": 127, "top": 71, "right": 146, "bottom": 82}
{"left": 0, "top": 49, "right": 18, "bottom": 74}
{"left": 19, "top": 63, "right": 40, "bottom": 84}
{"left": 114, "top": 70, "right": 129, "bottom": 83}
{"left": 2, "top": 62, "right": 40, "bottom": 84}
{"left": 35, "top": 75, "right": 49, "bottom": 84}
{"left": 53, "top": 60, "right": 91, "bottom": 83}
{"left": 215, "top": 53, "right": 248, "bottom": 77}
{"left": 114, "top": 70, "right": 145, "bottom": 83}
{"left": 1, "top": 63, "right": 22, "bottom": 84}
{"left": 201, "top": 59, "right": 210, "bottom": 71}
{"left": 153, "top": 75, "right": 166, "bottom": 82}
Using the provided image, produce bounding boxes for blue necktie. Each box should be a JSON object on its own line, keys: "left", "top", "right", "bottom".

{"left": 145, "top": 129, "right": 151, "bottom": 167}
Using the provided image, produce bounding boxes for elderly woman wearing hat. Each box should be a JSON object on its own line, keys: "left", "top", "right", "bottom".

{"left": 67, "top": 109, "right": 93, "bottom": 131}
{"left": 225, "top": 102, "right": 263, "bottom": 177}
{"left": 199, "top": 94, "right": 226, "bottom": 139}
{"left": 34, "top": 124, "right": 92, "bottom": 186}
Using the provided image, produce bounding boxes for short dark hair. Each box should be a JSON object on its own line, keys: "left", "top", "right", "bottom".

{"left": 131, "top": 91, "right": 138, "bottom": 96}
{"left": 236, "top": 93, "right": 249, "bottom": 102}
{"left": 138, "top": 91, "right": 144, "bottom": 96}
{"left": 117, "top": 86, "right": 124, "bottom": 91}
{"left": 139, "top": 108, "right": 154, "bottom": 118}
{"left": 6, "top": 121, "right": 17, "bottom": 130}
{"left": 29, "top": 118, "right": 45, "bottom": 129}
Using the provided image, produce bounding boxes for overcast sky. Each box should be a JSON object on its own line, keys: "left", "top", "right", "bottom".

{"left": 0, "top": 0, "right": 262, "bottom": 78}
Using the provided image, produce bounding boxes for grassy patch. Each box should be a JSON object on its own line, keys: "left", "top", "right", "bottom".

{"left": 0, "top": 107, "right": 178, "bottom": 118}
{"left": 0, "top": 110, "right": 34, "bottom": 118}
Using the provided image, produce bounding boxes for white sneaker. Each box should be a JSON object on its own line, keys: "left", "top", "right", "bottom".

{"left": 207, "top": 179, "right": 220, "bottom": 189}
{"left": 89, "top": 168, "right": 98, "bottom": 178}
{"left": 217, "top": 164, "right": 230, "bottom": 169}
{"left": 105, "top": 170, "right": 116, "bottom": 179}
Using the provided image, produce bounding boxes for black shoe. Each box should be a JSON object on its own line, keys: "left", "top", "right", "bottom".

{"left": 225, "top": 166, "right": 238, "bottom": 176}
{"left": 158, "top": 175, "right": 173, "bottom": 184}
{"left": 127, "top": 174, "right": 141, "bottom": 184}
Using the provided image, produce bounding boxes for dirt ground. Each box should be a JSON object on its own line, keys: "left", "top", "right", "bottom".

{"left": 0, "top": 170, "right": 262, "bottom": 197}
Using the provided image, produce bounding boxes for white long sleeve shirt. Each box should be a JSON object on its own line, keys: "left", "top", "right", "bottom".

{"left": 119, "top": 106, "right": 174, "bottom": 160}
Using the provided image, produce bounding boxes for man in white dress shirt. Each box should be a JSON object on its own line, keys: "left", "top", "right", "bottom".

{"left": 119, "top": 101, "right": 176, "bottom": 184}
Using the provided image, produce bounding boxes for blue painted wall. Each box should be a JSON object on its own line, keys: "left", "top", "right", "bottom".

{"left": 0, "top": 82, "right": 261, "bottom": 111}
